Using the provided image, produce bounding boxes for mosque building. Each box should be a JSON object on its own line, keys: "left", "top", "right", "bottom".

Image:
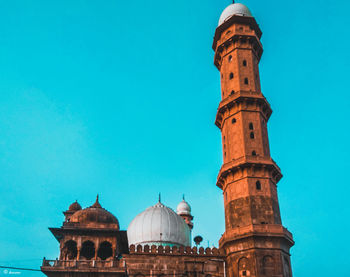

{"left": 41, "top": 3, "right": 294, "bottom": 277}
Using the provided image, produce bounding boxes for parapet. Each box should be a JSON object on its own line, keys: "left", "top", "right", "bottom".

{"left": 128, "top": 245, "right": 224, "bottom": 256}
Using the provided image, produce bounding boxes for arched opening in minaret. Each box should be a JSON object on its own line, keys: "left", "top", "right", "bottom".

{"left": 256, "top": 181, "right": 261, "bottom": 190}
{"left": 244, "top": 78, "right": 249, "bottom": 85}
{"left": 250, "top": 132, "right": 255, "bottom": 139}
{"left": 229, "top": 73, "right": 234, "bottom": 79}
{"left": 243, "top": 60, "right": 247, "bottom": 67}
{"left": 230, "top": 90, "right": 235, "bottom": 95}
{"left": 263, "top": 256, "right": 275, "bottom": 275}
{"left": 232, "top": 118, "right": 236, "bottom": 124}
{"left": 97, "top": 241, "right": 113, "bottom": 260}
{"left": 228, "top": 55, "right": 232, "bottom": 62}
{"left": 62, "top": 240, "right": 77, "bottom": 260}
{"left": 252, "top": 151, "right": 257, "bottom": 156}
{"left": 249, "top": 123, "right": 254, "bottom": 130}
{"left": 80, "top": 240, "right": 95, "bottom": 260}
{"left": 238, "top": 257, "right": 250, "bottom": 277}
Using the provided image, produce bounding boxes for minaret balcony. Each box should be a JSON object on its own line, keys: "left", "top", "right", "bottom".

{"left": 215, "top": 92, "right": 272, "bottom": 129}
{"left": 216, "top": 155, "right": 282, "bottom": 189}
{"left": 218, "top": 224, "right": 294, "bottom": 250}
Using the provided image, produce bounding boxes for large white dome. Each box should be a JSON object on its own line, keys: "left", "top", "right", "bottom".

{"left": 218, "top": 3, "right": 252, "bottom": 26}
{"left": 127, "top": 202, "right": 191, "bottom": 247}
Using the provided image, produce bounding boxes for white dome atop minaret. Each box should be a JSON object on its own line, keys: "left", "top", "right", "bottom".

{"left": 176, "top": 198, "right": 191, "bottom": 216}
{"left": 218, "top": 3, "right": 252, "bottom": 26}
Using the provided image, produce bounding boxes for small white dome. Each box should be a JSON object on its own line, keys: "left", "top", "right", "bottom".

{"left": 127, "top": 202, "right": 191, "bottom": 247}
{"left": 218, "top": 3, "right": 252, "bottom": 26}
{"left": 176, "top": 200, "right": 191, "bottom": 216}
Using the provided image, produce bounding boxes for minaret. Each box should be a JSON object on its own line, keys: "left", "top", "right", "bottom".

{"left": 176, "top": 196, "right": 194, "bottom": 230}
{"left": 213, "top": 3, "right": 294, "bottom": 277}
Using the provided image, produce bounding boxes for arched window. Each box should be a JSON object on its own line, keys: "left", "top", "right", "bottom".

{"left": 81, "top": 240, "right": 95, "bottom": 260}
{"left": 256, "top": 181, "right": 261, "bottom": 190}
{"left": 97, "top": 241, "right": 113, "bottom": 260}
{"left": 244, "top": 78, "right": 249, "bottom": 85}
{"left": 230, "top": 90, "right": 235, "bottom": 95}
{"left": 62, "top": 240, "right": 77, "bottom": 260}
{"left": 263, "top": 256, "right": 275, "bottom": 275}
{"left": 229, "top": 73, "right": 234, "bottom": 80}
{"left": 243, "top": 60, "right": 247, "bottom": 66}
{"left": 135, "top": 274, "right": 145, "bottom": 277}
{"left": 238, "top": 257, "right": 250, "bottom": 277}
{"left": 232, "top": 118, "right": 237, "bottom": 124}
{"left": 249, "top": 123, "right": 254, "bottom": 130}
{"left": 252, "top": 151, "right": 257, "bottom": 156}
{"left": 250, "top": 132, "right": 255, "bottom": 139}
{"left": 228, "top": 55, "right": 232, "bottom": 62}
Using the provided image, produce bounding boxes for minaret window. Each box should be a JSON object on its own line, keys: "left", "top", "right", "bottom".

{"left": 232, "top": 118, "right": 236, "bottom": 124}
{"left": 256, "top": 181, "right": 262, "bottom": 190}
{"left": 230, "top": 90, "right": 235, "bottom": 95}
{"left": 250, "top": 132, "right": 255, "bottom": 139}
{"left": 244, "top": 78, "right": 249, "bottom": 85}
{"left": 252, "top": 151, "right": 257, "bottom": 156}
{"left": 228, "top": 55, "right": 232, "bottom": 62}
{"left": 229, "top": 73, "right": 234, "bottom": 79}
{"left": 243, "top": 60, "right": 247, "bottom": 66}
{"left": 249, "top": 123, "right": 254, "bottom": 130}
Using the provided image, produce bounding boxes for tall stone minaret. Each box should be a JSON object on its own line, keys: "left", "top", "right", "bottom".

{"left": 213, "top": 3, "right": 294, "bottom": 277}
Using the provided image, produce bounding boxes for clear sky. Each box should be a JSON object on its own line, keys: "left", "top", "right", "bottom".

{"left": 0, "top": 0, "right": 349, "bottom": 276}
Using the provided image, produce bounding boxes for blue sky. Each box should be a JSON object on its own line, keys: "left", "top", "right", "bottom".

{"left": 0, "top": 0, "right": 349, "bottom": 276}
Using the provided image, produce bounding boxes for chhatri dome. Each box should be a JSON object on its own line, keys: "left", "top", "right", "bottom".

{"left": 68, "top": 200, "right": 82, "bottom": 212}
{"left": 67, "top": 195, "right": 120, "bottom": 230}
{"left": 218, "top": 2, "right": 252, "bottom": 26}
{"left": 127, "top": 199, "right": 191, "bottom": 247}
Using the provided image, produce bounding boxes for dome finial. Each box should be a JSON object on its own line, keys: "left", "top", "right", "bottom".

{"left": 183, "top": 194, "right": 185, "bottom": 201}
{"left": 92, "top": 194, "right": 102, "bottom": 208}
{"left": 158, "top": 193, "right": 161, "bottom": 203}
